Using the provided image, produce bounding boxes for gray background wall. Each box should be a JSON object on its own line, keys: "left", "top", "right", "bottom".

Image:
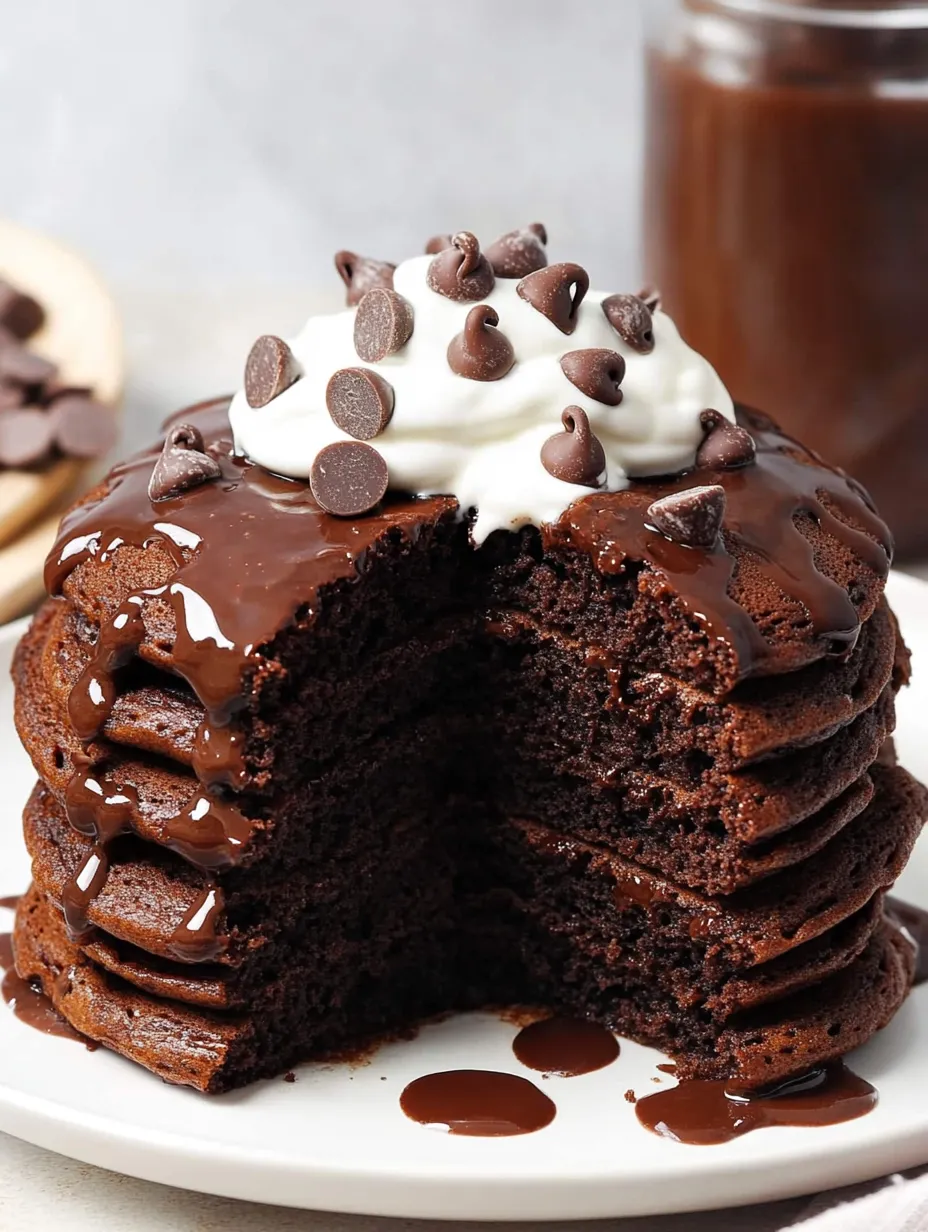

{"left": 0, "top": 0, "right": 647, "bottom": 441}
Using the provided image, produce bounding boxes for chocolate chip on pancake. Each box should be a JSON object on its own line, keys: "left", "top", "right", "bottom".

{"left": 697, "top": 409, "right": 757, "bottom": 471}
{"left": 148, "top": 422, "right": 222, "bottom": 502}
{"left": 647, "top": 485, "right": 727, "bottom": 548}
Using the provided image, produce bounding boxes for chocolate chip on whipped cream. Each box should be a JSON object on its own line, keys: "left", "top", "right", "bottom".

{"left": 310, "top": 440, "right": 389, "bottom": 516}
{"left": 229, "top": 225, "right": 741, "bottom": 540}
{"left": 334, "top": 251, "right": 396, "bottom": 308}
{"left": 326, "top": 367, "right": 395, "bottom": 440}
{"left": 541, "top": 407, "right": 606, "bottom": 488}
{"left": 245, "top": 335, "right": 300, "bottom": 409}
{"left": 485, "top": 223, "right": 548, "bottom": 279}
{"left": 446, "top": 305, "right": 515, "bottom": 381}
{"left": 426, "top": 232, "right": 495, "bottom": 302}
{"left": 559, "top": 349, "right": 625, "bottom": 406}
{"left": 602, "top": 294, "right": 655, "bottom": 355}
{"left": 517, "top": 263, "right": 589, "bottom": 335}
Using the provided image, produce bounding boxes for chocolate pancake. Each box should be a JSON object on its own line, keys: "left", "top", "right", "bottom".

{"left": 10, "top": 386, "right": 920, "bottom": 1094}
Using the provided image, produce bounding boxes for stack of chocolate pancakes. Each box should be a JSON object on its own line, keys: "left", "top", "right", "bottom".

{"left": 9, "top": 237, "right": 926, "bottom": 1093}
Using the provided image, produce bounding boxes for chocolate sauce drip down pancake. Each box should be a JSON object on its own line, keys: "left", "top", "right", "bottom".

{"left": 9, "top": 232, "right": 924, "bottom": 1097}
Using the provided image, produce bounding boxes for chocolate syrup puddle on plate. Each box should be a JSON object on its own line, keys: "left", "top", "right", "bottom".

{"left": 636, "top": 1062, "right": 876, "bottom": 1145}
{"left": 885, "top": 896, "right": 928, "bottom": 986}
{"left": 512, "top": 1016, "right": 620, "bottom": 1076}
{"left": 400, "top": 1070, "right": 556, "bottom": 1136}
{"left": 0, "top": 933, "right": 93, "bottom": 1047}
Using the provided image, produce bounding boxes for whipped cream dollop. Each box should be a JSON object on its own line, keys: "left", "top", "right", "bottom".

{"left": 229, "top": 250, "right": 735, "bottom": 543}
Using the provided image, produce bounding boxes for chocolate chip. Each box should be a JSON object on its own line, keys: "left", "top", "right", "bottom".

{"left": 447, "top": 305, "right": 515, "bottom": 381}
{"left": 517, "top": 263, "right": 589, "bottom": 335}
{"left": 426, "top": 232, "right": 495, "bottom": 302}
{"left": 637, "top": 286, "right": 662, "bottom": 313}
{"left": 0, "top": 343, "right": 57, "bottom": 387}
{"left": 52, "top": 396, "right": 119, "bottom": 460}
{"left": 353, "top": 289, "right": 414, "bottom": 363}
{"left": 334, "top": 251, "right": 396, "bottom": 308}
{"left": 540, "top": 407, "right": 606, "bottom": 487}
{"left": 485, "top": 223, "right": 548, "bottom": 279}
{"left": 0, "top": 408, "right": 55, "bottom": 467}
{"left": 425, "top": 234, "right": 453, "bottom": 255}
{"left": 310, "top": 441, "right": 389, "bottom": 516}
{"left": 696, "top": 409, "right": 756, "bottom": 470}
{"left": 326, "top": 368, "right": 395, "bottom": 440}
{"left": 647, "top": 485, "right": 726, "bottom": 548}
{"left": 0, "top": 281, "right": 44, "bottom": 341}
{"left": 0, "top": 381, "right": 25, "bottom": 411}
{"left": 602, "top": 294, "right": 655, "bottom": 354}
{"left": 148, "top": 422, "right": 222, "bottom": 502}
{"left": 560, "top": 348, "right": 625, "bottom": 406}
{"left": 41, "top": 380, "right": 93, "bottom": 407}
{"left": 244, "top": 335, "right": 300, "bottom": 409}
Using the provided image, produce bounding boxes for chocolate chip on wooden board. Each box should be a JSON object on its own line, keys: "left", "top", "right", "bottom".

{"left": 244, "top": 336, "right": 300, "bottom": 408}
{"left": 0, "top": 280, "right": 45, "bottom": 341}
{"left": 0, "top": 342, "right": 57, "bottom": 388}
{"left": 647, "top": 485, "right": 727, "bottom": 548}
{"left": 51, "top": 395, "right": 119, "bottom": 460}
{"left": 326, "top": 368, "right": 395, "bottom": 440}
{"left": 149, "top": 423, "right": 222, "bottom": 502}
{"left": 0, "top": 409, "right": 55, "bottom": 468}
{"left": 310, "top": 440, "right": 389, "bottom": 516}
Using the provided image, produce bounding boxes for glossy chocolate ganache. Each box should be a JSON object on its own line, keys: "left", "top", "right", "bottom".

{"left": 13, "top": 225, "right": 922, "bottom": 1108}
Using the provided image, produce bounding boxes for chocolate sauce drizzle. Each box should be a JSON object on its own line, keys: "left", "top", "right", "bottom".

{"left": 400, "top": 1069, "right": 556, "bottom": 1136}
{"left": 547, "top": 412, "right": 891, "bottom": 681}
{"left": 635, "top": 1061, "right": 876, "bottom": 1145}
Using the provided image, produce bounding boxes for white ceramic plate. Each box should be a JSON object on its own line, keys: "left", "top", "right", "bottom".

{"left": 0, "top": 571, "right": 926, "bottom": 1221}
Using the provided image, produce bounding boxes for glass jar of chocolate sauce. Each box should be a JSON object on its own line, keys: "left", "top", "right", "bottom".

{"left": 644, "top": 1, "right": 928, "bottom": 557}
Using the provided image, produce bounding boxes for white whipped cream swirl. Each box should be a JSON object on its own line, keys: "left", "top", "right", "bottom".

{"left": 228, "top": 254, "right": 734, "bottom": 543}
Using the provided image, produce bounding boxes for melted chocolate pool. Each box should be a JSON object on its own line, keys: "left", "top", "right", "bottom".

{"left": 0, "top": 932, "right": 92, "bottom": 1047}
{"left": 400, "top": 1069, "right": 556, "bottom": 1136}
{"left": 512, "top": 1016, "right": 620, "bottom": 1076}
{"left": 636, "top": 1062, "right": 876, "bottom": 1145}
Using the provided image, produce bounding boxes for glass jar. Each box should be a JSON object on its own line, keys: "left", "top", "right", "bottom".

{"left": 644, "top": 1, "right": 928, "bottom": 557}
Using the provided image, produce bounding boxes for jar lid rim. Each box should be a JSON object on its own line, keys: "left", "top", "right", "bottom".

{"left": 701, "top": 1, "right": 928, "bottom": 28}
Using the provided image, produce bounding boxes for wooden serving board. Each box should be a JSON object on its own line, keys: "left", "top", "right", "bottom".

{"left": 0, "top": 219, "right": 123, "bottom": 622}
